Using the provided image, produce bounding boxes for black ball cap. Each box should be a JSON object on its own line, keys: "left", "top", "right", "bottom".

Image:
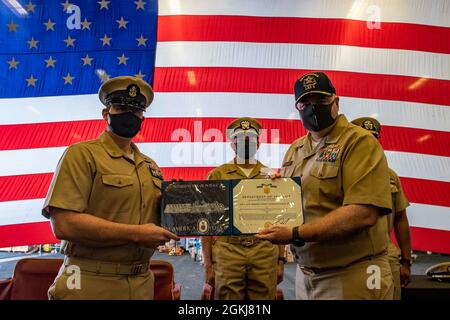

{"left": 294, "top": 71, "right": 336, "bottom": 103}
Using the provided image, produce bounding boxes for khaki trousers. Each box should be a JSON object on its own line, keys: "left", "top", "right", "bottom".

{"left": 212, "top": 240, "right": 278, "bottom": 300}
{"left": 295, "top": 254, "right": 394, "bottom": 300}
{"left": 48, "top": 258, "right": 154, "bottom": 300}
{"left": 387, "top": 241, "right": 402, "bottom": 300}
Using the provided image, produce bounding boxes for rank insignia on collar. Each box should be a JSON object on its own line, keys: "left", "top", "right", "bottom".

{"left": 316, "top": 144, "right": 340, "bottom": 162}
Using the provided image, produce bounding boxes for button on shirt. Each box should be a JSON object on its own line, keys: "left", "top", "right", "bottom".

{"left": 42, "top": 131, "right": 163, "bottom": 262}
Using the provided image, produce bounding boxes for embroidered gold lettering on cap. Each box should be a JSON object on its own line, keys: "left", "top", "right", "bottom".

{"left": 300, "top": 73, "right": 320, "bottom": 91}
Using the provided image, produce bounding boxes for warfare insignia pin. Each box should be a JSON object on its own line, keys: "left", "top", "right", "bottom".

{"left": 316, "top": 144, "right": 340, "bottom": 162}
{"left": 148, "top": 162, "right": 163, "bottom": 180}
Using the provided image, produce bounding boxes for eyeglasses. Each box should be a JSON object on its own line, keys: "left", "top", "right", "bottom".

{"left": 110, "top": 104, "right": 145, "bottom": 118}
{"left": 295, "top": 97, "right": 335, "bottom": 111}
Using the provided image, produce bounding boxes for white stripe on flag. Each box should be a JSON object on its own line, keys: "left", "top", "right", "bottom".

{"left": 0, "top": 94, "right": 103, "bottom": 125}
{"left": 159, "top": 0, "right": 450, "bottom": 28}
{"left": 156, "top": 42, "right": 450, "bottom": 80}
{"left": 0, "top": 198, "right": 47, "bottom": 226}
{"left": 407, "top": 203, "right": 450, "bottom": 231}
{"left": 2, "top": 93, "right": 450, "bottom": 133}
{"left": 1, "top": 143, "right": 449, "bottom": 182}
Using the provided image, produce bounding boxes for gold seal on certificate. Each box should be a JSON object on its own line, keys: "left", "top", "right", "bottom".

{"left": 233, "top": 178, "right": 303, "bottom": 234}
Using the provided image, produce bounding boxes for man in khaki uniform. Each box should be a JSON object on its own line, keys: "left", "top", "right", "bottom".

{"left": 257, "top": 72, "right": 394, "bottom": 300}
{"left": 42, "top": 76, "right": 178, "bottom": 300}
{"left": 352, "top": 117, "right": 412, "bottom": 300}
{"left": 201, "top": 118, "right": 285, "bottom": 300}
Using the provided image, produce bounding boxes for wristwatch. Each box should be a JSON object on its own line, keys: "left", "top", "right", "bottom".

{"left": 292, "top": 226, "right": 305, "bottom": 247}
{"left": 277, "top": 257, "right": 286, "bottom": 264}
{"left": 400, "top": 258, "right": 412, "bottom": 266}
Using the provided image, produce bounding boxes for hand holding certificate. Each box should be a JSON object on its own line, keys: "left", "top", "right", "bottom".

{"left": 161, "top": 178, "right": 303, "bottom": 236}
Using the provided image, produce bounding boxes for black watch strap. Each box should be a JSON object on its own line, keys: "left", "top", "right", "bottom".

{"left": 400, "top": 258, "right": 412, "bottom": 266}
{"left": 292, "top": 226, "right": 305, "bottom": 247}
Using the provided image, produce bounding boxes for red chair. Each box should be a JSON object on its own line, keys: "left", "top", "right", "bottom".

{"left": 0, "top": 258, "right": 62, "bottom": 300}
{"left": 0, "top": 258, "right": 181, "bottom": 300}
{"left": 151, "top": 260, "right": 182, "bottom": 300}
{"left": 201, "top": 283, "right": 284, "bottom": 300}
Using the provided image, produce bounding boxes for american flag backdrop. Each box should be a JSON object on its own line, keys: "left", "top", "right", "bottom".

{"left": 0, "top": 0, "right": 449, "bottom": 253}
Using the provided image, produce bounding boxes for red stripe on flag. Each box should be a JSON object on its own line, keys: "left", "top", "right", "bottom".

{"left": 153, "top": 67, "right": 450, "bottom": 106}
{"left": 1, "top": 172, "right": 449, "bottom": 207}
{"left": 0, "top": 168, "right": 214, "bottom": 202}
{"left": 0, "top": 222, "right": 58, "bottom": 248}
{"left": 410, "top": 227, "right": 450, "bottom": 254}
{"left": 399, "top": 177, "right": 450, "bottom": 208}
{"left": 1, "top": 119, "right": 449, "bottom": 157}
{"left": 158, "top": 15, "right": 450, "bottom": 54}
{"left": 0, "top": 173, "right": 53, "bottom": 202}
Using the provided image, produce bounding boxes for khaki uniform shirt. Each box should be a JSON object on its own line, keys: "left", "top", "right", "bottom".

{"left": 386, "top": 168, "right": 410, "bottom": 257}
{"left": 387, "top": 169, "right": 410, "bottom": 232}
{"left": 207, "top": 160, "right": 270, "bottom": 181}
{"left": 42, "top": 131, "right": 164, "bottom": 263}
{"left": 281, "top": 115, "right": 392, "bottom": 269}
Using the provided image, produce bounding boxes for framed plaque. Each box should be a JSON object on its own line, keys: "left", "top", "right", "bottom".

{"left": 161, "top": 177, "right": 303, "bottom": 236}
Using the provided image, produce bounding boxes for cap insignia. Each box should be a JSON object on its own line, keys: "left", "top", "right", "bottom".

{"left": 240, "top": 120, "right": 250, "bottom": 130}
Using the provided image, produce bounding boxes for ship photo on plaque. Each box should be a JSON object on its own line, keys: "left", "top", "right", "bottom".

{"left": 161, "top": 181, "right": 231, "bottom": 236}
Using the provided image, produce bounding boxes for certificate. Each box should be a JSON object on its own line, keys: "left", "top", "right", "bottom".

{"left": 161, "top": 178, "right": 303, "bottom": 236}
{"left": 233, "top": 178, "right": 303, "bottom": 234}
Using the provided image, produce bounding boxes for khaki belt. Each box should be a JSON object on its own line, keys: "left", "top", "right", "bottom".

{"left": 64, "top": 257, "right": 149, "bottom": 276}
{"left": 299, "top": 250, "right": 388, "bottom": 276}
{"left": 216, "top": 236, "right": 261, "bottom": 247}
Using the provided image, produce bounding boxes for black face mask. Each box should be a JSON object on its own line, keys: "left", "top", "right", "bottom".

{"left": 107, "top": 112, "right": 142, "bottom": 138}
{"left": 299, "top": 101, "right": 336, "bottom": 132}
{"left": 235, "top": 139, "right": 258, "bottom": 161}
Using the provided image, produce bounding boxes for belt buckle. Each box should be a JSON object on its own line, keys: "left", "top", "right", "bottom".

{"left": 131, "top": 263, "right": 145, "bottom": 275}
{"left": 241, "top": 238, "right": 254, "bottom": 247}
{"left": 300, "top": 266, "right": 315, "bottom": 276}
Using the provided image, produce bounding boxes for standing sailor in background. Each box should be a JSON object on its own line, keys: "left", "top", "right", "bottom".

{"left": 352, "top": 117, "right": 412, "bottom": 299}
{"left": 202, "top": 117, "right": 285, "bottom": 300}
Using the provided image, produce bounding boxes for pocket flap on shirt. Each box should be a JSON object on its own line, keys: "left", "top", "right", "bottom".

{"left": 102, "top": 174, "right": 133, "bottom": 187}
{"left": 152, "top": 177, "right": 162, "bottom": 190}
{"left": 310, "top": 165, "right": 339, "bottom": 179}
